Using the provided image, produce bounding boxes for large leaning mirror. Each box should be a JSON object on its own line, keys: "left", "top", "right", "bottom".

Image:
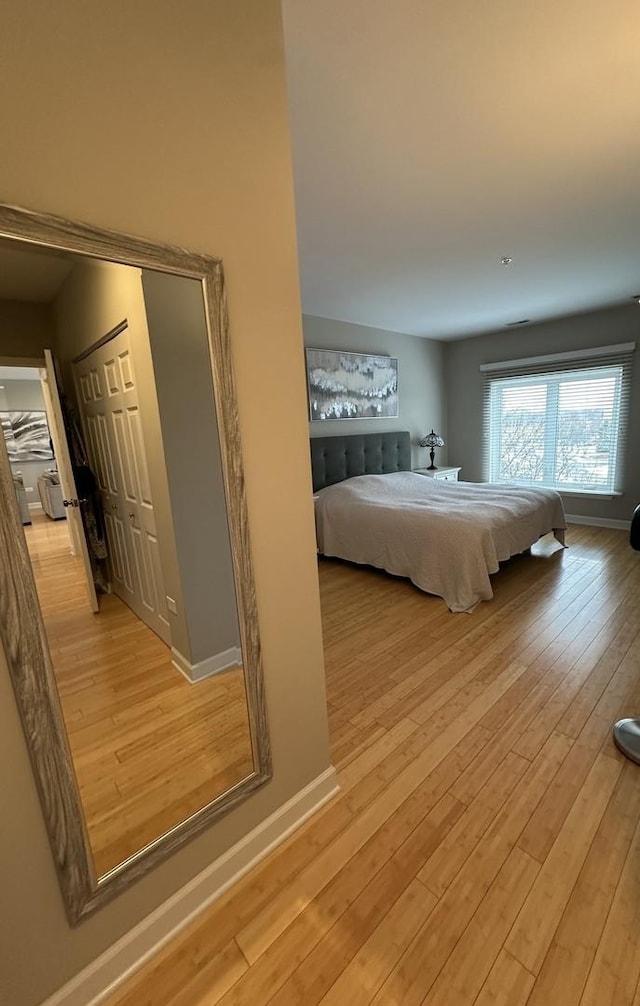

{"left": 0, "top": 203, "right": 270, "bottom": 923}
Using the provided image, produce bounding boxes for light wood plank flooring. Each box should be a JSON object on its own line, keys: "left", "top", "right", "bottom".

{"left": 24, "top": 511, "right": 253, "bottom": 878}
{"left": 105, "top": 525, "right": 640, "bottom": 1005}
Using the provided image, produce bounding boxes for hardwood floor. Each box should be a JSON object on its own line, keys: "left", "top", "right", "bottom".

{"left": 104, "top": 524, "right": 640, "bottom": 1005}
{"left": 23, "top": 512, "right": 253, "bottom": 878}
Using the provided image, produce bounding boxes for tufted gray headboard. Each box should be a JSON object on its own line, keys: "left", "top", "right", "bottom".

{"left": 310, "top": 431, "right": 412, "bottom": 492}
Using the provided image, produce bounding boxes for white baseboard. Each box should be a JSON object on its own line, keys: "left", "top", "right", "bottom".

{"left": 171, "top": 645, "right": 243, "bottom": 683}
{"left": 41, "top": 766, "right": 339, "bottom": 1006}
{"left": 566, "top": 514, "right": 631, "bottom": 530}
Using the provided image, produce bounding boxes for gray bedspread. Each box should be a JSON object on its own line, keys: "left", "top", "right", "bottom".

{"left": 314, "top": 472, "right": 567, "bottom": 612}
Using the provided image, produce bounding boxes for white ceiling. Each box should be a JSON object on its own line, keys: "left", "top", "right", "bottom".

{"left": 282, "top": 0, "right": 640, "bottom": 340}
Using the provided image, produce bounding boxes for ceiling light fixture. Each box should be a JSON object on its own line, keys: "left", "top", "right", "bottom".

{"left": 501, "top": 256, "right": 512, "bottom": 266}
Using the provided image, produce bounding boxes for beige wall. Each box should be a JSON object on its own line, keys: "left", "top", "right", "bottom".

{"left": 304, "top": 315, "right": 446, "bottom": 469}
{"left": 0, "top": 299, "right": 55, "bottom": 361}
{"left": 0, "top": 4, "right": 331, "bottom": 1005}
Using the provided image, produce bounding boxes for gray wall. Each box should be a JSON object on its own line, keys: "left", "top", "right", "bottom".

{"left": 444, "top": 303, "right": 640, "bottom": 521}
{"left": 0, "top": 377, "right": 55, "bottom": 499}
{"left": 304, "top": 314, "right": 446, "bottom": 469}
{"left": 142, "top": 270, "right": 240, "bottom": 663}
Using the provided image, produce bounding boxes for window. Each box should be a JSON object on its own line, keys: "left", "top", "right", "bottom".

{"left": 482, "top": 344, "right": 634, "bottom": 494}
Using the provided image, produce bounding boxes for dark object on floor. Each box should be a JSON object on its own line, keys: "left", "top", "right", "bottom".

{"left": 631, "top": 503, "right": 640, "bottom": 551}
{"left": 611, "top": 505, "right": 640, "bottom": 764}
{"left": 613, "top": 719, "right": 640, "bottom": 764}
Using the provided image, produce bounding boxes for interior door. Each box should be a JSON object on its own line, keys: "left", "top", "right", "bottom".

{"left": 73, "top": 328, "right": 170, "bottom": 644}
{"left": 41, "top": 349, "right": 99, "bottom": 613}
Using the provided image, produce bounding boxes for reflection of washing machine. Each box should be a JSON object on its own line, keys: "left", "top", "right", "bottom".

{"left": 631, "top": 504, "right": 640, "bottom": 551}
{"left": 13, "top": 476, "right": 31, "bottom": 525}
{"left": 37, "top": 474, "right": 65, "bottom": 520}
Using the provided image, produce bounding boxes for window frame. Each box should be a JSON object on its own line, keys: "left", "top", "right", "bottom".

{"left": 481, "top": 343, "right": 635, "bottom": 497}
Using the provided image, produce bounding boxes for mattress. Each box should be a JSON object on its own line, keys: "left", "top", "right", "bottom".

{"left": 314, "top": 471, "right": 567, "bottom": 612}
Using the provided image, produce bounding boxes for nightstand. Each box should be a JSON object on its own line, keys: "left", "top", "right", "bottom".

{"left": 414, "top": 466, "right": 461, "bottom": 482}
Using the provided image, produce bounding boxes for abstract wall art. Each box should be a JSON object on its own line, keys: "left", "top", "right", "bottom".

{"left": 306, "top": 349, "right": 398, "bottom": 421}
{"left": 0, "top": 411, "right": 54, "bottom": 462}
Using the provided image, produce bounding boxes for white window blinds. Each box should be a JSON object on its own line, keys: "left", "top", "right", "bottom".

{"left": 481, "top": 343, "right": 635, "bottom": 493}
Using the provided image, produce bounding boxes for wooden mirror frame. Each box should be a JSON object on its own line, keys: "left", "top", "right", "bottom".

{"left": 0, "top": 203, "right": 271, "bottom": 924}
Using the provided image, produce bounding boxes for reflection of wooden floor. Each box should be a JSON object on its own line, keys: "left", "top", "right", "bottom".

{"left": 24, "top": 511, "right": 253, "bottom": 878}
{"left": 106, "top": 526, "right": 640, "bottom": 1006}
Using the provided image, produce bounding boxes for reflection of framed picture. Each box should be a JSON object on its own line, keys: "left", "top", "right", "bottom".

{"left": 0, "top": 413, "right": 16, "bottom": 458}
{"left": 0, "top": 411, "right": 54, "bottom": 462}
{"left": 306, "top": 348, "right": 399, "bottom": 421}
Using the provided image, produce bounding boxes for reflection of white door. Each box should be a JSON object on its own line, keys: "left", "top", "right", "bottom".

{"left": 74, "top": 328, "right": 170, "bottom": 644}
{"left": 41, "top": 349, "right": 99, "bottom": 613}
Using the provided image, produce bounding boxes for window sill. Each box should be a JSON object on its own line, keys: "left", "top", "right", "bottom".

{"left": 557, "top": 490, "right": 622, "bottom": 500}
{"left": 494, "top": 480, "right": 622, "bottom": 500}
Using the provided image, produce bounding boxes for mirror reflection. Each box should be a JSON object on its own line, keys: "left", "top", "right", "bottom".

{"left": 0, "top": 242, "right": 254, "bottom": 879}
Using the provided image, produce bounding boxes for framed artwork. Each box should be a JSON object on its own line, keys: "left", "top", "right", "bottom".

{"left": 0, "top": 411, "right": 54, "bottom": 462}
{"left": 306, "top": 348, "right": 399, "bottom": 421}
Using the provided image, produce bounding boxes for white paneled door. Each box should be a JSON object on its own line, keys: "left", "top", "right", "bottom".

{"left": 74, "top": 329, "right": 170, "bottom": 644}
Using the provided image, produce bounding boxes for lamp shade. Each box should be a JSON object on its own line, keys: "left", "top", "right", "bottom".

{"left": 419, "top": 430, "right": 445, "bottom": 449}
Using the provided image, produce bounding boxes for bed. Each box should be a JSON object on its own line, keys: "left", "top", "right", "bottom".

{"left": 311, "top": 431, "right": 566, "bottom": 612}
